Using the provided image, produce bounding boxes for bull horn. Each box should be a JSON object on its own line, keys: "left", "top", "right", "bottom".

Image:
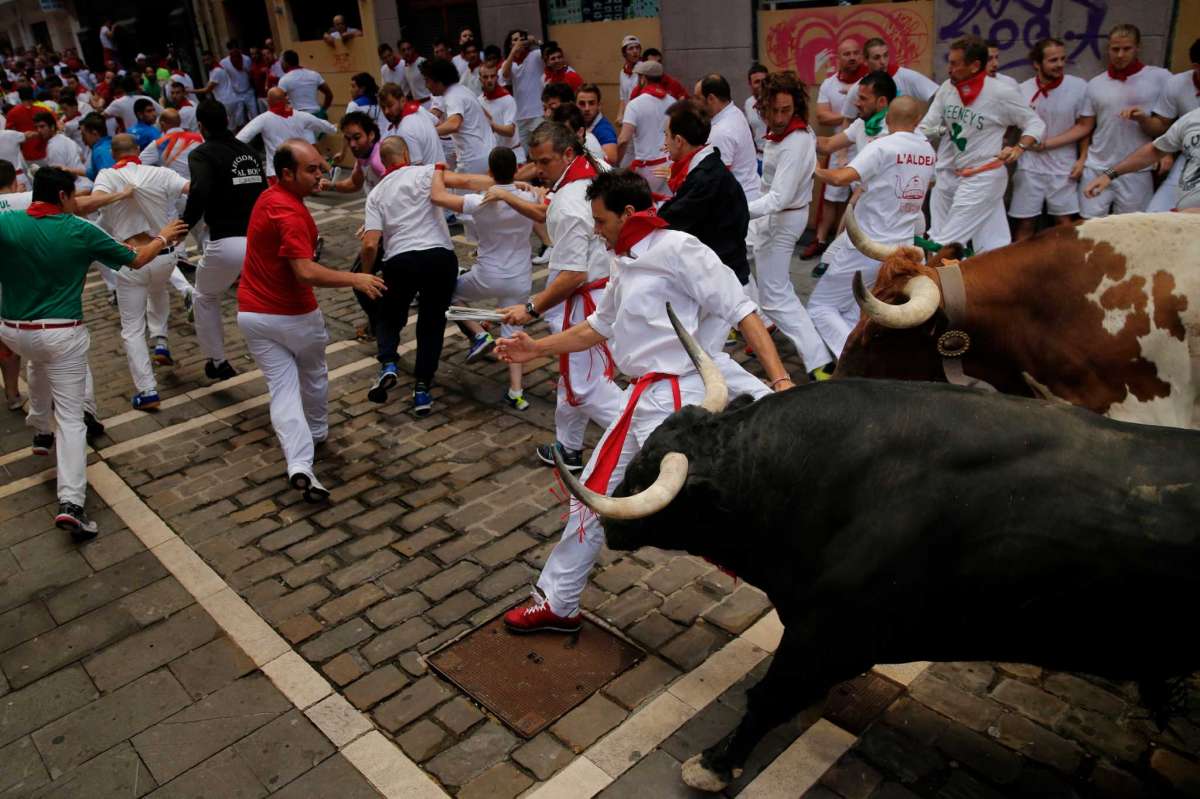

{"left": 666, "top": 302, "right": 727, "bottom": 413}
{"left": 844, "top": 203, "right": 901, "bottom": 262}
{"left": 554, "top": 447, "right": 690, "bottom": 520}
{"left": 852, "top": 271, "right": 941, "bottom": 329}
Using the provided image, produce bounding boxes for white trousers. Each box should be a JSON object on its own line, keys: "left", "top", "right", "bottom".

{"left": 99, "top": 261, "right": 119, "bottom": 294}
{"left": 750, "top": 210, "right": 832, "bottom": 371}
{"left": 539, "top": 361, "right": 771, "bottom": 617}
{"left": 929, "top": 168, "right": 1011, "bottom": 253}
{"left": 195, "top": 237, "right": 245, "bottom": 362}
{"left": 169, "top": 267, "right": 193, "bottom": 298}
{"left": 1147, "top": 157, "right": 1184, "bottom": 212}
{"left": 116, "top": 252, "right": 176, "bottom": 394}
{"left": 543, "top": 287, "right": 624, "bottom": 452}
{"left": 808, "top": 235, "right": 882, "bottom": 358}
{"left": 453, "top": 269, "right": 530, "bottom": 338}
{"left": 237, "top": 309, "right": 330, "bottom": 477}
{"left": 1, "top": 323, "right": 90, "bottom": 505}
{"left": 1078, "top": 166, "right": 1153, "bottom": 218}
{"left": 225, "top": 91, "right": 258, "bottom": 130}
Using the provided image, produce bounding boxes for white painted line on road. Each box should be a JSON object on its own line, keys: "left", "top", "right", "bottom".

{"left": 0, "top": 466, "right": 56, "bottom": 499}
{"left": 739, "top": 719, "right": 857, "bottom": 799}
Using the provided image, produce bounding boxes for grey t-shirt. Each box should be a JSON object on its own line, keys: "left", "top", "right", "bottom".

{"left": 1154, "top": 106, "right": 1200, "bottom": 209}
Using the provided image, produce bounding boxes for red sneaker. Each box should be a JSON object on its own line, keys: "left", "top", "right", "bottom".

{"left": 504, "top": 591, "right": 582, "bottom": 633}
{"left": 800, "top": 239, "right": 828, "bottom": 259}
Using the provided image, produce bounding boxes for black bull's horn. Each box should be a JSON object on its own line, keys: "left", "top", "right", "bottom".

{"left": 553, "top": 303, "right": 727, "bottom": 520}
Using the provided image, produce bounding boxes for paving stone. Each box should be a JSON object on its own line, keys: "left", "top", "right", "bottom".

{"left": 908, "top": 672, "right": 1002, "bottom": 732}
{"left": 33, "top": 669, "right": 191, "bottom": 778}
{"left": 416, "top": 623, "right": 469, "bottom": 654}
{"left": 328, "top": 550, "right": 401, "bottom": 591}
{"left": 644, "top": 557, "right": 711, "bottom": 596}
{"left": 990, "top": 712, "right": 1084, "bottom": 773}
{"left": 658, "top": 622, "right": 728, "bottom": 672}
{"left": 270, "top": 753, "right": 381, "bottom": 799}
{"left": 76, "top": 528, "right": 146, "bottom": 573}
{"left": 0, "top": 547, "right": 91, "bottom": 615}
{"left": 278, "top": 613, "right": 323, "bottom": 644}
{"left": 232, "top": 709, "right": 335, "bottom": 791}
{"left": 699, "top": 569, "right": 737, "bottom": 595}
{"left": 1090, "top": 761, "right": 1153, "bottom": 799}
{"left": 395, "top": 718, "right": 451, "bottom": 761}
{"left": 597, "top": 585, "right": 662, "bottom": 629}
{"left": 144, "top": 746, "right": 266, "bottom": 799}
{"left": 397, "top": 651, "right": 427, "bottom": 677}
{"left": 132, "top": 674, "right": 291, "bottom": 784}
{"left": 0, "top": 601, "right": 55, "bottom": 654}
{"left": 930, "top": 661, "right": 997, "bottom": 695}
{"left": 316, "top": 584, "right": 386, "bottom": 624}
{"left": 603, "top": 655, "right": 681, "bottom": 710}
{"left": 434, "top": 696, "right": 485, "bottom": 735}
{"left": 361, "top": 617, "right": 437, "bottom": 665}
{"left": 595, "top": 749, "right": 693, "bottom": 799}
{"left": 44, "top": 550, "right": 167, "bottom": 624}
{"left": 167, "top": 636, "right": 257, "bottom": 700}
{"left": 0, "top": 736, "right": 50, "bottom": 795}
{"left": 285, "top": 530, "right": 350, "bottom": 563}
{"left": 457, "top": 762, "right": 533, "bottom": 799}
{"left": 85, "top": 605, "right": 220, "bottom": 691}
{"left": 855, "top": 723, "right": 946, "bottom": 784}
{"left": 432, "top": 529, "right": 490, "bottom": 564}
{"left": 550, "top": 693, "right": 627, "bottom": 753}
{"left": 0, "top": 665, "right": 98, "bottom": 748}
{"left": 996, "top": 662, "right": 1042, "bottom": 681}
{"left": 344, "top": 665, "right": 409, "bottom": 710}
{"left": 592, "top": 560, "right": 647, "bottom": 594}
{"left": 392, "top": 527, "right": 452, "bottom": 557}
{"left": 661, "top": 699, "right": 740, "bottom": 763}
{"left": 32, "top": 740, "right": 157, "bottom": 798}
{"left": 933, "top": 723, "right": 1022, "bottom": 785}
{"left": 400, "top": 501, "right": 454, "bottom": 533}
{"left": 322, "top": 652, "right": 365, "bottom": 686}
{"left": 377, "top": 557, "right": 439, "bottom": 593}
{"left": 425, "top": 721, "right": 517, "bottom": 787}
{"left": 512, "top": 732, "right": 574, "bottom": 780}
{"left": 934, "top": 770, "right": 1008, "bottom": 799}
{"left": 258, "top": 521, "right": 318, "bottom": 552}
{"left": 259, "top": 584, "right": 331, "bottom": 624}
{"left": 299, "top": 618, "right": 375, "bottom": 662}
{"left": 428, "top": 590, "right": 486, "bottom": 627}
{"left": 348, "top": 505, "right": 405, "bottom": 534}
{"left": 313, "top": 501, "right": 364, "bottom": 529}
{"left": 417, "top": 561, "right": 484, "bottom": 601}
{"left": 1055, "top": 705, "right": 1147, "bottom": 763}
{"left": 702, "top": 585, "right": 772, "bottom": 634}
{"left": 1044, "top": 672, "right": 1128, "bottom": 715}
{"left": 474, "top": 561, "right": 536, "bottom": 600}
{"left": 628, "top": 611, "right": 685, "bottom": 650}
{"left": 1150, "top": 748, "right": 1200, "bottom": 796}
{"left": 365, "top": 591, "right": 430, "bottom": 628}
{"left": 281, "top": 556, "right": 336, "bottom": 588}
{"left": 660, "top": 585, "right": 716, "bottom": 625}
{"left": 373, "top": 675, "right": 452, "bottom": 733}
{"left": 989, "top": 678, "right": 1068, "bottom": 726}
{"left": 116, "top": 578, "right": 194, "bottom": 626}
{"left": 474, "top": 531, "right": 537, "bottom": 567}
{"left": 818, "top": 753, "right": 883, "bottom": 799}
{"left": 1, "top": 599, "right": 143, "bottom": 689}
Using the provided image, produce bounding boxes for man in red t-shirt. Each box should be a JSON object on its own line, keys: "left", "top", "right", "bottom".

{"left": 236, "top": 138, "right": 385, "bottom": 501}
{"left": 5, "top": 86, "right": 49, "bottom": 162}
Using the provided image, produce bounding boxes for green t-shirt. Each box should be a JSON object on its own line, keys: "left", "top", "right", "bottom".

{"left": 0, "top": 211, "right": 135, "bottom": 321}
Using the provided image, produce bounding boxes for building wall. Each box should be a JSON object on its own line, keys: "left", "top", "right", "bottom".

{"left": 476, "top": 0, "right": 541, "bottom": 51}
{"left": 0, "top": 0, "right": 82, "bottom": 54}
{"left": 661, "top": 0, "right": 753, "bottom": 106}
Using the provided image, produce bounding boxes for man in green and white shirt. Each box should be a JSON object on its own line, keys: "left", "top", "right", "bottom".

{"left": 0, "top": 167, "right": 185, "bottom": 539}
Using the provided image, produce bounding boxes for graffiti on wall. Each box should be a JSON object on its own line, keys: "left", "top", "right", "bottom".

{"left": 759, "top": 3, "right": 935, "bottom": 86}
{"left": 938, "top": 0, "right": 1107, "bottom": 71}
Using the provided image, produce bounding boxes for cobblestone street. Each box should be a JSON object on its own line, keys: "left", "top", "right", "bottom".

{"left": 1, "top": 191, "right": 1197, "bottom": 798}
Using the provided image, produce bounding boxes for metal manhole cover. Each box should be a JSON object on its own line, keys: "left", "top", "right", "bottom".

{"left": 427, "top": 613, "right": 644, "bottom": 738}
{"left": 823, "top": 672, "right": 904, "bottom": 734}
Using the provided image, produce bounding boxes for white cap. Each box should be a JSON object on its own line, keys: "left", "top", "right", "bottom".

{"left": 621, "top": 35, "right": 641, "bottom": 51}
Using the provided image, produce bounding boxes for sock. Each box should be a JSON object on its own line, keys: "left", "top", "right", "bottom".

{"left": 507, "top": 388, "right": 523, "bottom": 399}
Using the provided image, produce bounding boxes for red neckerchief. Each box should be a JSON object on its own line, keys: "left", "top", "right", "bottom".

{"left": 555, "top": 155, "right": 597, "bottom": 190}
{"left": 544, "top": 66, "right": 573, "bottom": 84}
{"left": 615, "top": 209, "right": 668, "bottom": 256}
{"left": 269, "top": 102, "right": 293, "bottom": 118}
{"left": 954, "top": 70, "right": 987, "bottom": 106}
{"left": 401, "top": 101, "right": 422, "bottom": 117}
{"left": 765, "top": 116, "right": 807, "bottom": 142}
{"left": 667, "top": 147, "right": 703, "bottom": 193}
{"left": 1031, "top": 74, "right": 1063, "bottom": 105}
{"left": 382, "top": 161, "right": 410, "bottom": 177}
{"left": 886, "top": 62, "right": 899, "bottom": 77}
{"left": 177, "top": 98, "right": 193, "bottom": 108}
{"left": 838, "top": 63, "right": 868, "bottom": 84}
{"left": 623, "top": 61, "right": 635, "bottom": 76}
{"left": 114, "top": 155, "right": 141, "bottom": 168}
{"left": 1108, "top": 60, "right": 1144, "bottom": 81}
{"left": 483, "top": 84, "right": 510, "bottom": 100}
{"left": 639, "top": 81, "right": 669, "bottom": 100}
{"left": 26, "top": 201, "right": 63, "bottom": 218}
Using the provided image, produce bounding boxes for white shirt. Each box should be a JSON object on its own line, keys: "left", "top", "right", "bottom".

{"left": 363, "top": 164, "right": 452, "bottom": 258}
{"left": 278, "top": 68, "right": 326, "bottom": 113}
{"left": 380, "top": 59, "right": 405, "bottom": 90}
{"left": 509, "top": 48, "right": 545, "bottom": 120}
{"left": 587, "top": 228, "right": 757, "bottom": 378}
{"left": 920, "top": 76, "right": 1045, "bottom": 171}
{"left": 992, "top": 72, "right": 1019, "bottom": 89}
{"left": 403, "top": 57, "right": 430, "bottom": 101}
{"left": 99, "top": 26, "right": 116, "bottom": 49}
{"left": 45, "top": 133, "right": 88, "bottom": 187}
{"left": 548, "top": 167, "right": 610, "bottom": 282}
{"left": 105, "top": 94, "right": 163, "bottom": 130}
{"left": 748, "top": 127, "right": 816, "bottom": 218}
{"left": 452, "top": 54, "right": 470, "bottom": 78}
{"left": 819, "top": 73, "right": 860, "bottom": 171}
{"left": 1081, "top": 66, "right": 1171, "bottom": 170}
{"left": 392, "top": 108, "right": 444, "bottom": 166}
{"left": 619, "top": 67, "right": 638, "bottom": 106}
{"left": 441, "top": 83, "right": 495, "bottom": 168}
{"left": 583, "top": 131, "right": 609, "bottom": 167}
{"left": 707, "top": 101, "right": 761, "bottom": 201}
{"left": 93, "top": 163, "right": 188, "bottom": 241}
{"left": 0, "top": 130, "right": 27, "bottom": 174}
{"left": 842, "top": 67, "right": 939, "bottom": 118}
{"left": 844, "top": 116, "right": 888, "bottom": 153}
{"left": 847, "top": 130, "right": 936, "bottom": 246}
{"left": 1153, "top": 107, "right": 1200, "bottom": 209}
{"left": 743, "top": 96, "right": 766, "bottom": 155}
{"left": 219, "top": 55, "right": 253, "bottom": 95}
{"left": 481, "top": 92, "right": 520, "bottom": 151}
{"left": 345, "top": 99, "right": 385, "bottom": 127}
{"left": 208, "top": 66, "right": 234, "bottom": 104}
{"left": 623, "top": 91, "right": 673, "bottom": 163}
{"left": 178, "top": 104, "right": 199, "bottom": 132}
{"left": 461, "top": 186, "right": 534, "bottom": 279}
{"left": 139, "top": 127, "right": 202, "bottom": 180}
{"left": 1152, "top": 70, "right": 1200, "bottom": 120}
{"left": 460, "top": 65, "right": 482, "bottom": 97}
{"left": 1018, "top": 74, "right": 1088, "bottom": 175}
{"left": 0, "top": 191, "right": 32, "bottom": 212}
{"left": 236, "top": 110, "right": 336, "bottom": 176}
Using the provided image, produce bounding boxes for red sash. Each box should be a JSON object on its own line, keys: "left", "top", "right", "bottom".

{"left": 584, "top": 372, "right": 681, "bottom": 495}
{"left": 559, "top": 278, "right": 616, "bottom": 407}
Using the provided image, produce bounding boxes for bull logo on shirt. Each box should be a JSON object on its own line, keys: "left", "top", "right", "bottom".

{"left": 895, "top": 174, "right": 926, "bottom": 200}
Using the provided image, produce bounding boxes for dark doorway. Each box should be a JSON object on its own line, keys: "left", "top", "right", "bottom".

{"left": 222, "top": 0, "right": 273, "bottom": 49}
{"left": 395, "top": 0, "right": 481, "bottom": 52}
{"left": 31, "top": 22, "right": 52, "bottom": 50}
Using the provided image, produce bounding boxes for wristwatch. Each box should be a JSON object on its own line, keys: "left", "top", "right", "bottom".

{"left": 1103, "top": 167, "right": 1119, "bottom": 180}
{"left": 525, "top": 300, "right": 540, "bottom": 319}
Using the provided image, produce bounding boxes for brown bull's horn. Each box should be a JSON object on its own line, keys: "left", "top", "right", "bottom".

{"left": 852, "top": 272, "right": 941, "bottom": 329}
{"left": 554, "top": 447, "right": 690, "bottom": 520}
{"left": 666, "top": 302, "right": 727, "bottom": 413}
{"left": 844, "top": 203, "right": 902, "bottom": 261}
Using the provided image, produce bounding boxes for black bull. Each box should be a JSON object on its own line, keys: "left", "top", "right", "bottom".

{"left": 559, "top": 374, "right": 1200, "bottom": 790}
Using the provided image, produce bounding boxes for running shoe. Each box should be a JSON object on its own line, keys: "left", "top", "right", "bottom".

{"left": 55, "top": 501, "right": 99, "bottom": 541}
{"left": 808, "top": 363, "right": 836, "bottom": 382}
{"left": 289, "top": 469, "right": 330, "bottom": 503}
{"left": 531, "top": 245, "right": 553, "bottom": 265}
{"left": 32, "top": 432, "right": 54, "bottom": 456}
{"left": 412, "top": 383, "right": 433, "bottom": 417}
{"left": 800, "top": 239, "right": 827, "bottom": 259}
{"left": 724, "top": 328, "right": 739, "bottom": 348}
{"left": 7, "top": 393, "right": 24, "bottom": 411}
{"left": 84, "top": 411, "right": 105, "bottom": 441}
{"left": 205, "top": 359, "right": 237, "bottom": 381}
{"left": 811, "top": 261, "right": 829, "bottom": 278}
{"left": 535, "top": 442, "right": 583, "bottom": 471}
{"left": 503, "top": 588, "right": 582, "bottom": 633}
{"left": 465, "top": 332, "right": 495, "bottom": 364}
{"left": 132, "top": 391, "right": 161, "bottom": 410}
{"left": 368, "top": 362, "right": 399, "bottom": 403}
{"left": 152, "top": 344, "right": 173, "bottom": 366}
{"left": 505, "top": 390, "right": 530, "bottom": 411}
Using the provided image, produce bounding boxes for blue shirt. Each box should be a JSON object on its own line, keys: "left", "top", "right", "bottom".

{"left": 130, "top": 122, "right": 159, "bottom": 150}
{"left": 88, "top": 137, "right": 115, "bottom": 181}
{"left": 591, "top": 115, "right": 618, "bottom": 146}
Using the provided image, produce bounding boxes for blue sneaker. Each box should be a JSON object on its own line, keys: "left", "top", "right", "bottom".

{"left": 132, "top": 390, "right": 161, "bottom": 411}
{"left": 535, "top": 442, "right": 583, "bottom": 471}
{"left": 465, "top": 332, "right": 495, "bottom": 364}
{"left": 412, "top": 383, "right": 433, "bottom": 417}
{"left": 152, "top": 344, "right": 173, "bottom": 366}
{"left": 368, "top": 363, "right": 398, "bottom": 403}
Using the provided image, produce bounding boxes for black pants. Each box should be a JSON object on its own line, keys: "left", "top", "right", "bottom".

{"left": 353, "top": 249, "right": 385, "bottom": 335}
{"left": 376, "top": 247, "right": 458, "bottom": 384}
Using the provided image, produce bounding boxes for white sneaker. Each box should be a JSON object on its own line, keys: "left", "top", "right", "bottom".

{"left": 532, "top": 246, "right": 553, "bottom": 265}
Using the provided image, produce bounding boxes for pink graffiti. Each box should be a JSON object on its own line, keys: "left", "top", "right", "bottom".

{"left": 765, "top": 6, "right": 932, "bottom": 85}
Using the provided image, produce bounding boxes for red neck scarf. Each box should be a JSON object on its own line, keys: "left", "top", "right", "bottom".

{"left": 483, "top": 84, "right": 510, "bottom": 100}
{"left": 954, "top": 70, "right": 987, "bottom": 106}
{"left": 623, "top": 61, "right": 635, "bottom": 76}
{"left": 667, "top": 146, "right": 704, "bottom": 193}
{"left": 639, "top": 81, "right": 668, "bottom": 99}
{"left": 26, "top": 201, "right": 63, "bottom": 218}
{"left": 886, "top": 62, "right": 899, "bottom": 77}
{"left": 401, "top": 100, "right": 422, "bottom": 117}
{"left": 838, "top": 63, "right": 869, "bottom": 84}
{"left": 269, "top": 102, "right": 292, "bottom": 118}
{"left": 615, "top": 209, "right": 668, "bottom": 256}
{"left": 114, "top": 155, "right": 141, "bottom": 168}
{"left": 386, "top": 56, "right": 400, "bottom": 70}
{"left": 177, "top": 98, "right": 193, "bottom": 108}
{"left": 382, "top": 161, "right": 410, "bottom": 177}
{"left": 555, "top": 155, "right": 597, "bottom": 190}
{"left": 1031, "top": 74, "right": 1063, "bottom": 104}
{"left": 765, "top": 116, "right": 807, "bottom": 142}
{"left": 1108, "top": 60, "right": 1144, "bottom": 81}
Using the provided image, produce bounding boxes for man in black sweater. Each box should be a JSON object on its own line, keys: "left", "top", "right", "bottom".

{"left": 658, "top": 100, "right": 750, "bottom": 284}
{"left": 182, "top": 100, "right": 267, "bottom": 381}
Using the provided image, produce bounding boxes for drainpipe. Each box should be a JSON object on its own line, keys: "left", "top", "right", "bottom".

{"left": 749, "top": 0, "right": 758, "bottom": 61}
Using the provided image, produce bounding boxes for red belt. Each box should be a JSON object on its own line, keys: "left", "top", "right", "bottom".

{"left": 560, "top": 277, "right": 616, "bottom": 406}
{"left": 1, "top": 320, "right": 83, "bottom": 330}
{"left": 631, "top": 156, "right": 668, "bottom": 169}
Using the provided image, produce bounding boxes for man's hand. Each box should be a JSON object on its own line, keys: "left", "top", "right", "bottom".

{"left": 1119, "top": 107, "right": 1147, "bottom": 121}
{"left": 1156, "top": 152, "right": 1175, "bottom": 177}
{"left": 319, "top": 177, "right": 334, "bottom": 192}
{"left": 495, "top": 331, "right": 539, "bottom": 363}
{"left": 1069, "top": 159, "right": 1085, "bottom": 182}
{"left": 1083, "top": 174, "right": 1111, "bottom": 198}
{"left": 158, "top": 219, "right": 188, "bottom": 244}
{"left": 352, "top": 272, "right": 386, "bottom": 299}
{"left": 482, "top": 186, "right": 513, "bottom": 205}
{"left": 998, "top": 145, "right": 1024, "bottom": 164}
{"left": 498, "top": 304, "right": 533, "bottom": 326}
{"left": 116, "top": 185, "right": 135, "bottom": 201}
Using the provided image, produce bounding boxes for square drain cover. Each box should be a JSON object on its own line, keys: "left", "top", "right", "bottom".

{"left": 428, "top": 613, "right": 644, "bottom": 738}
{"left": 824, "top": 672, "right": 904, "bottom": 734}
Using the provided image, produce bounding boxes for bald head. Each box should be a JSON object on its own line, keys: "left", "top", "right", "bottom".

{"left": 159, "top": 108, "right": 181, "bottom": 131}
{"left": 267, "top": 87, "right": 288, "bottom": 106}
{"left": 275, "top": 138, "right": 324, "bottom": 197}
{"left": 886, "top": 96, "right": 922, "bottom": 132}
{"left": 111, "top": 133, "right": 138, "bottom": 157}
{"left": 379, "top": 136, "right": 410, "bottom": 167}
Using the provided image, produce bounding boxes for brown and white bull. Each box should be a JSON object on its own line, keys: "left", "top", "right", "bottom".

{"left": 836, "top": 210, "right": 1200, "bottom": 429}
